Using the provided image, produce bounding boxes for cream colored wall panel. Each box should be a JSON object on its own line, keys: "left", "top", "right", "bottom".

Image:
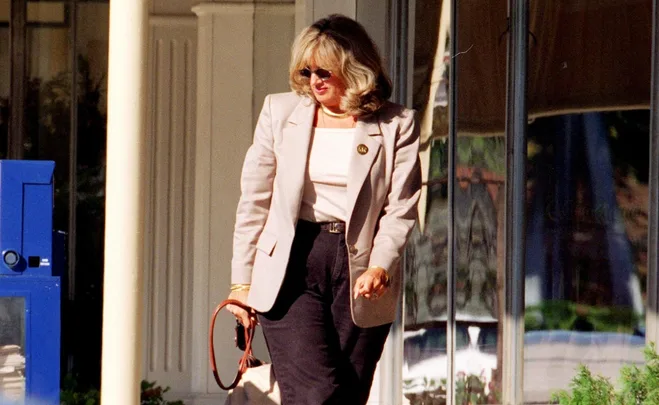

{"left": 144, "top": 17, "right": 197, "bottom": 392}
{"left": 357, "top": 0, "right": 388, "bottom": 67}
{"left": 191, "top": 3, "right": 291, "bottom": 398}
{"left": 151, "top": 0, "right": 198, "bottom": 16}
{"left": 253, "top": 3, "right": 296, "bottom": 126}
{"left": 207, "top": 10, "right": 256, "bottom": 394}
{"left": 312, "top": 0, "right": 356, "bottom": 20}
{"left": 191, "top": 4, "right": 257, "bottom": 395}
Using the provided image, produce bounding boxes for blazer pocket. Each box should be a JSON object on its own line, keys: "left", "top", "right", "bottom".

{"left": 256, "top": 230, "right": 277, "bottom": 256}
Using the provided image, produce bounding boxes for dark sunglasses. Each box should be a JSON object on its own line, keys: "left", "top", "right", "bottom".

{"left": 299, "top": 67, "right": 332, "bottom": 81}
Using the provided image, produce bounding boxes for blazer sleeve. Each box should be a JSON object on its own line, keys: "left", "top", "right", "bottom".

{"left": 231, "top": 95, "right": 276, "bottom": 284}
{"left": 368, "top": 109, "right": 421, "bottom": 273}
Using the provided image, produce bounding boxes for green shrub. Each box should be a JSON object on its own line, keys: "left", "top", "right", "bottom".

{"left": 551, "top": 343, "right": 659, "bottom": 405}
{"left": 140, "top": 380, "right": 184, "bottom": 405}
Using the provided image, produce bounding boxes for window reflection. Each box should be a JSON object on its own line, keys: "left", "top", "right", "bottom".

{"left": 0, "top": 297, "right": 26, "bottom": 402}
{"left": 403, "top": 0, "right": 653, "bottom": 403}
{"left": 523, "top": 1, "right": 652, "bottom": 402}
{"left": 523, "top": 111, "right": 649, "bottom": 402}
{"left": 403, "top": 0, "right": 506, "bottom": 403}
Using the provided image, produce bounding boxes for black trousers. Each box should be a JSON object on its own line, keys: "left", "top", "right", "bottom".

{"left": 258, "top": 220, "right": 391, "bottom": 405}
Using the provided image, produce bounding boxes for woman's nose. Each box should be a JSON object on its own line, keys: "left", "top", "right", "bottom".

{"left": 310, "top": 74, "right": 322, "bottom": 86}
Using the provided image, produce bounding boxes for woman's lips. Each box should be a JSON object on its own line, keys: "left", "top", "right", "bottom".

{"left": 314, "top": 87, "right": 328, "bottom": 95}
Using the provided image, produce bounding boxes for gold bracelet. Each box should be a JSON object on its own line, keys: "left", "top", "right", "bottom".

{"left": 230, "top": 283, "right": 251, "bottom": 292}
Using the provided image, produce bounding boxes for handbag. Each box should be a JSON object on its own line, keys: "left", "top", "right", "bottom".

{"left": 209, "top": 299, "right": 281, "bottom": 405}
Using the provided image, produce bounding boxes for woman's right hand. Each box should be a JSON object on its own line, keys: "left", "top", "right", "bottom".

{"left": 226, "top": 289, "right": 253, "bottom": 327}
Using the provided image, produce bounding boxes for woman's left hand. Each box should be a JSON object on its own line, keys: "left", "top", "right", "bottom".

{"left": 353, "top": 267, "right": 390, "bottom": 300}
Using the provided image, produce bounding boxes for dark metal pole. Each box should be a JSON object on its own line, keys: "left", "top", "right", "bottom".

{"left": 387, "top": 0, "right": 409, "bottom": 104}
{"left": 446, "top": 0, "right": 458, "bottom": 403}
{"left": 8, "top": 0, "right": 26, "bottom": 159}
{"left": 68, "top": 0, "right": 78, "bottom": 302}
{"left": 647, "top": 0, "right": 659, "bottom": 345}
{"left": 504, "top": 0, "right": 528, "bottom": 403}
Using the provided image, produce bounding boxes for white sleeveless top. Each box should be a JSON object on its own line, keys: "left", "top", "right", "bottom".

{"left": 299, "top": 127, "right": 356, "bottom": 223}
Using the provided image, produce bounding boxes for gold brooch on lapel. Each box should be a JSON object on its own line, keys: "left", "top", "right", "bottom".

{"left": 357, "top": 144, "right": 369, "bottom": 155}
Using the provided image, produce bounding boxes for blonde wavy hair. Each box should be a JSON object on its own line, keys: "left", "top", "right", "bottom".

{"left": 289, "top": 14, "right": 392, "bottom": 117}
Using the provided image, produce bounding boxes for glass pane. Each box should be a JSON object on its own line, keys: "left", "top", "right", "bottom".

{"left": 452, "top": 1, "right": 506, "bottom": 403}
{"left": 403, "top": 1, "right": 506, "bottom": 404}
{"left": 523, "top": 1, "right": 652, "bottom": 402}
{"left": 0, "top": 297, "right": 26, "bottom": 402}
{"left": 25, "top": 3, "right": 71, "bottom": 233}
{"left": 71, "top": 0, "right": 108, "bottom": 387}
{"left": 402, "top": 0, "right": 449, "bottom": 401}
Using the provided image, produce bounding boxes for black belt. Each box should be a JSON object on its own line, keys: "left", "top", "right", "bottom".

{"left": 299, "top": 220, "right": 346, "bottom": 234}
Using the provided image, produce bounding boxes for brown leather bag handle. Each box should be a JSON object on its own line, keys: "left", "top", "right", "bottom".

{"left": 209, "top": 299, "right": 258, "bottom": 390}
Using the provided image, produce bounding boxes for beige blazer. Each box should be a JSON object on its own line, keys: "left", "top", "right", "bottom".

{"left": 231, "top": 92, "right": 421, "bottom": 327}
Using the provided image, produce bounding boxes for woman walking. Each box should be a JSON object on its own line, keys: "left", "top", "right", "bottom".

{"left": 226, "top": 14, "right": 421, "bottom": 405}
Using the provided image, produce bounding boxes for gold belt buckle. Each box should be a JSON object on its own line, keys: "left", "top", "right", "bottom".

{"left": 328, "top": 222, "right": 342, "bottom": 234}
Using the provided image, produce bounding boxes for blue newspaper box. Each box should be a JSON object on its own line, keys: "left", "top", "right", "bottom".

{"left": 0, "top": 160, "right": 60, "bottom": 404}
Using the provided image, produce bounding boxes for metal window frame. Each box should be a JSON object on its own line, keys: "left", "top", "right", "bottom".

{"left": 446, "top": 0, "right": 458, "bottom": 404}
{"left": 67, "top": 0, "right": 78, "bottom": 302}
{"left": 501, "top": 0, "right": 528, "bottom": 404}
{"left": 647, "top": 0, "right": 659, "bottom": 346}
{"left": 380, "top": 0, "right": 412, "bottom": 403}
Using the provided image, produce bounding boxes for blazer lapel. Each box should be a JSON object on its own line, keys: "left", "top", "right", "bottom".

{"left": 346, "top": 116, "right": 382, "bottom": 227}
{"left": 281, "top": 97, "right": 315, "bottom": 222}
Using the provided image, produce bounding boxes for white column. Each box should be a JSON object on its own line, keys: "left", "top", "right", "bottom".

{"left": 100, "top": 0, "right": 148, "bottom": 403}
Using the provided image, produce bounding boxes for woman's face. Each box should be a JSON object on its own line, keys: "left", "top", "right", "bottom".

{"left": 306, "top": 60, "right": 346, "bottom": 110}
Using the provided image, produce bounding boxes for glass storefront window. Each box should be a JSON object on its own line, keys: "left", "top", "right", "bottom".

{"left": 400, "top": 0, "right": 657, "bottom": 404}
{"left": 0, "top": 297, "right": 26, "bottom": 402}
{"left": 523, "top": 1, "right": 652, "bottom": 403}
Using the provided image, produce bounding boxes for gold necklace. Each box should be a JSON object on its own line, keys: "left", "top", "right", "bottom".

{"left": 320, "top": 104, "right": 350, "bottom": 119}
